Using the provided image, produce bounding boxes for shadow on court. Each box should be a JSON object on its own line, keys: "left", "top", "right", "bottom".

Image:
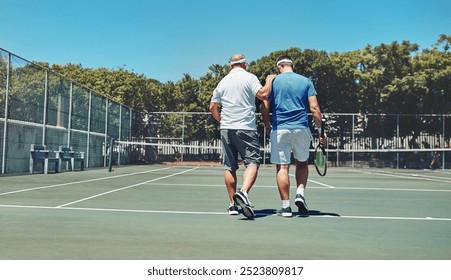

{"left": 298, "top": 209, "right": 341, "bottom": 218}
{"left": 236, "top": 209, "right": 341, "bottom": 220}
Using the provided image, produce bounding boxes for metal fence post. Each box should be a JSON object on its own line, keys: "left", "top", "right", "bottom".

{"left": 42, "top": 69, "right": 49, "bottom": 145}
{"left": 1, "top": 53, "right": 11, "bottom": 174}
{"left": 352, "top": 114, "right": 355, "bottom": 168}
{"left": 396, "top": 114, "right": 400, "bottom": 169}
{"left": 104, "top": 98, "right": 109, "bottom": 167}
{"left": 118, "top": 105, "right": 122, "bottom": 165}
{"left": 129, "top": 108, "right": 132, "bottom": 141}
{"left": 443, "top": 115, "right": 446, "bottom": 170}
{"left": 181, "top": 113, "right": 185, "bottom": 162}
{"left": 86, "top": 90, "right": 92, "bottom": 168}
{"left": 67, "top": 81, "right": 73, "bottom": 147}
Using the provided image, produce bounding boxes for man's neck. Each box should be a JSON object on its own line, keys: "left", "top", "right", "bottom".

{"left": 280, "top": 68, "right": 293, "bottom": 74}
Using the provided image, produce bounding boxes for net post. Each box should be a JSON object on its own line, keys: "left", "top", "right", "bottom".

{"left": 108, "top": 138, "right": 115, "bottom": 172}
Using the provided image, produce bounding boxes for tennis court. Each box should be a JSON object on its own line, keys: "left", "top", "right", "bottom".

{"left": 0, "top": 164, "right": 450, "bottom": 260}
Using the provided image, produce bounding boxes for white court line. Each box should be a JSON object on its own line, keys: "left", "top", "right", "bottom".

{"left": 288, "top": 173, "right": 336, "bottom": 188}
{"left": 1, "top": 204, "right": 450, "bottom": 221}
{"left": 56, "top": 167, "right": 199, "bottom": 208}
{"left": 145, "top": 182, "right": 449, "bottom": 192}
{"left": 327, "top": 186, "right": 451, "bottom": 192}
{"left": 145, "top": 183, "right": 330, "bottom": 189}
{"left": 0, "top": 204, "right": 224, "bottom": 216}
{"left": 0, "top": 166, "right": 173, "bottom": 196}
{"left": 328, "top": 215, "right": 451, "bottom": 221}
{"left": 146, "top": 183, "right": 451, "bottom": 192}
{"left": 307, "top": 179, "right": 335, "bottom": 188}
{"left": 349, "top": 169, "right": 451, "bottom": 184}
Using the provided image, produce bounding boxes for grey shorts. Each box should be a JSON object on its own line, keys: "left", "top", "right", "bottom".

{"left": 220, "top": 129, "right": 261, "bottom": 171}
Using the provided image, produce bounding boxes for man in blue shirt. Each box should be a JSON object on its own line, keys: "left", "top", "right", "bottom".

{"left": 262, "top": 55, "right": 327, "bottom": 217}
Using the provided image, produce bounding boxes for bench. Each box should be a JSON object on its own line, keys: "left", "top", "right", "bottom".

{"left": 29, "top": 144, "right": 60, "bottom": 174}
{"left": 58, "top": 146, "right": 85, "bottom": 172}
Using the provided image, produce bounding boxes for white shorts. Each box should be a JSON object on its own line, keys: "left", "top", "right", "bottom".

{"left": 270, "top": 128, "right": 313, "bottom": 164}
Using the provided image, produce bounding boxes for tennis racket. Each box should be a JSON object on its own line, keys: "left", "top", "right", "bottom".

{"left": 314, "top": 125, "right": 327, "bottom": 176}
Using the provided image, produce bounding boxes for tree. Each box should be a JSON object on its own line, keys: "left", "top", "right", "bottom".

{"left": 20, "top": 34, "right": 448, "bottom": 143}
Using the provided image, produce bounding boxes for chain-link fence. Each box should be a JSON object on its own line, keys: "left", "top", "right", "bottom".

{"left": 0, "top": 48, "right": 143, "bottom": 174}
{"left": 143, "top": 112, "right": 450, "bottom": 170}
{"left": 2, "top": 48, "right": 450, "bottom": 174}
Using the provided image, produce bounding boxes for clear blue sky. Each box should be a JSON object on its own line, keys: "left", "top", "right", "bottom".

{"left": 1, "top": 0, "right": 450, "bottom": 83}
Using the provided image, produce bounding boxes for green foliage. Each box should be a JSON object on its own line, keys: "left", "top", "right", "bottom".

{"left": 16, "top": 34, "right": 447, "bottom": 141}
{"left": 44, "top": 35, "right": 450, "bottom": 117}
{"left": 9, "top": 63, "right": 47, "bottom": 123}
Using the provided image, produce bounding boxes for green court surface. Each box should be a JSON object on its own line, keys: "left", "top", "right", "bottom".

{"left": 0, "top": 165, "right": 450, "bottom": 260}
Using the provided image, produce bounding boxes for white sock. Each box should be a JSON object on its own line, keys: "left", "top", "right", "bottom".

{"left": 297, "top": 188, "right": 305, "bottom": 197}
{"left": 282, "top": 200, "right": 290, "bottom": 208}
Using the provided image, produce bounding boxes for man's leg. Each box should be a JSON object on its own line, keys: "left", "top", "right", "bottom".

{"left": 232, "top": 165, "right": 258, "bottom": 219}
{"left": 220, "top": 129, "right": 239, "bottom": 214}
{"left": 275, "top": 164, "right": 293, "bottom": 217}
{"left": 240, "top": 164, "right": 258, "bottom": 194}
{"left": 224, "top": 169, "right": 237, "bottom": 206}
{"left": 232, "top": 130, "right": 260, "bottom": 219}
{"left": 295, "top": 160, "right": 309, "bottom": 214}
{"left": 295, "top": 160, "right": 308, "bottom": 189}
{"left": 276, "top": 164, "right": 290, "bottom": 200}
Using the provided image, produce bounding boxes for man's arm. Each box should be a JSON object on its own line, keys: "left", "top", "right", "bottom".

{"left": 209, "top": 102, "right": 221, "bottom": 123}
{"left": 309, "top": 96, "right": 322, "bottom": 128}
{"left": 255, "top": 74, "right": 276, "bottom": 100}
{"left": 261, "top": 99, "right": 271, "bottom": 135}
{"left": 308, "top": 95, "right": 327, "bottom": 144}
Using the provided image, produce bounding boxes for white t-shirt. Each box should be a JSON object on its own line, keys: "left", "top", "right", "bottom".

{"left": 211, "top": 68, "right": 262, "bottom": 130}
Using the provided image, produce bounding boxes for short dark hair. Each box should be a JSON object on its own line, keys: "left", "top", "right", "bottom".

{"left": 276, "top": 55, "right": 293, "bottom": 63}
{"left": 276, "top": 55, "right": 294, "bottom": 69}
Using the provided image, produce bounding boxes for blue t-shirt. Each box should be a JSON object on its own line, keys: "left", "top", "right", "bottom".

{"left": 269, "top": 72, "right": 317, "bottom": 129}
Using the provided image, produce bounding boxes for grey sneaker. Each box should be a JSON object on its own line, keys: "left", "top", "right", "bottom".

{"left": 295, "top": 193, "right": 309, "bottom": 214}
{"left": 276, "top": 207, "right": 293, "bottom": 217}
{"left": 227, "top": 204, "right": 239, "bottom": 215}
{"left": 233, "top": 190, "right": 255, "bottom": 219}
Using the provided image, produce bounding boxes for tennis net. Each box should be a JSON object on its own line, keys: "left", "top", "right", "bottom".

{"left": 110, "top": 139, "right": 223, "bottom": 166}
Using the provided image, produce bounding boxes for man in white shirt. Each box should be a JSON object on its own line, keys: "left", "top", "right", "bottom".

{"left": 209, "top": 53, "right": 275, "bottom": 219}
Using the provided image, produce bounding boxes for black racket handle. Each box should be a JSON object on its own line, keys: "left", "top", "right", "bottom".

{"left": 320, "top": 119, "right": 325, "bottom": 138}
{"left": 319, "top": 120, "right": 326, "bottom": 150}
